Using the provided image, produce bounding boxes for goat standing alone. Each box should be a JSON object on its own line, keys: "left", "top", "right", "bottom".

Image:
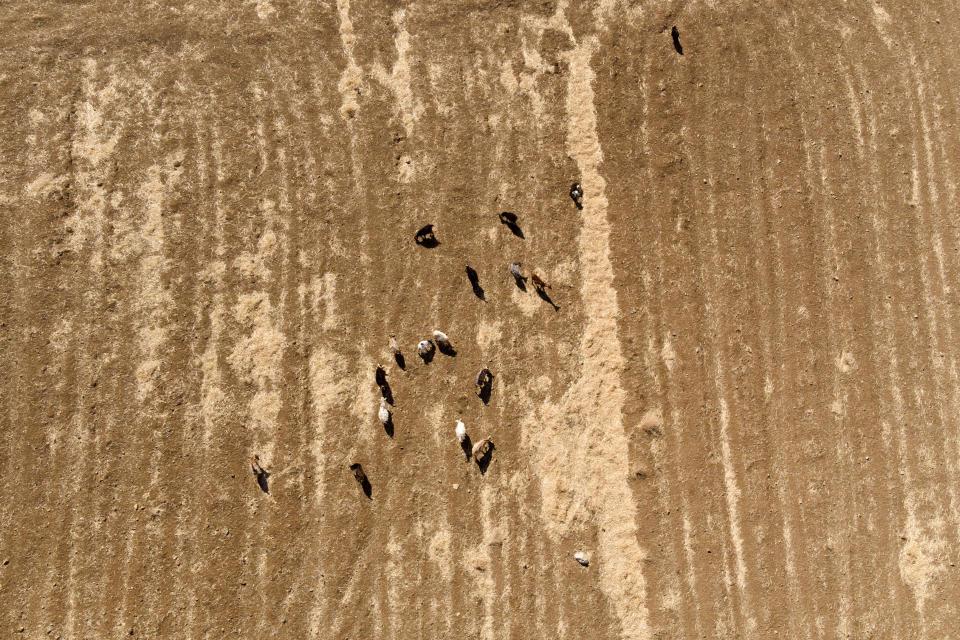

{"left": 570, "top": 182, "right": 584, "bottom": 209}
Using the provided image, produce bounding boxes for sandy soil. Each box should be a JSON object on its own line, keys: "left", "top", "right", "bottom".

{"left": 2, "top": 0, "right": 960, "bottom": 638}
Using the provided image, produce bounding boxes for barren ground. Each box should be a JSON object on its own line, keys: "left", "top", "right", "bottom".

{"left": 2, "top": 1, "right": 960, "bottom": 638}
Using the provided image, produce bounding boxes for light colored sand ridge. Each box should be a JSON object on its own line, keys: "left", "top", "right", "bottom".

{"left": 522, "top": 23, "right": 651, "bottom": 639}
{"left": 372, "top": 9, "right": 421, "bottom": 138}
{"left": 336, "top": 0, "right": 363, "bottom": 119}
{"left": 134, "top": 163, "right": 178, "bottom": 402}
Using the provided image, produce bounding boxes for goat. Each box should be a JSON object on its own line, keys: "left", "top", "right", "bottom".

{"left": 417, "top": 339, "right": 434, "bottom": 357}
{"left": 433, "top": 330, "right": 455, "bottom": 355}
{"left": 472, "top": 438, "right": 495, "bottom": 473}
{"left": 570, "top": 182, "right": 583, "bottom": 209}
{"left": 350, "top": 463, "right": 372, "bottom": 498}
{"left": 415, "top": 224, "right": 439, "bottom": 247}
{"left": 375, "top": 364, "right": 387, "bottom": 388}
{"left": 455, "top": 419, "right": 472, "bottom": 458}
{"left": 465, "top": 265, "right": 485, "bottom": 300}
{"left": 389, "top": 336, "right": 405, "bottom": 370}
{"left": 475, "top": 367, "right": 492, "bottom": 389}
{"left": 375, "top": 364, "right": 393, "bottom": 404}
{"left": 250, "top": 455, "right": 270, "bottom": 493}
{"left": 510, "top": 262, "right": 527, "bottom": 290}
{"left": 671, "top": 26, "right": 683, "bottom": 55}
{"left": 475, "top": 367, "right": 493, "bottom": 404}
{"left": 498, "top": 212, "right": 524, "bottom": 238}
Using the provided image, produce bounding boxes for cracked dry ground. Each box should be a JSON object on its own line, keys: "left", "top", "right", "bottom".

{"left": 2, "top": 1, "right": 960, "bottom": 638}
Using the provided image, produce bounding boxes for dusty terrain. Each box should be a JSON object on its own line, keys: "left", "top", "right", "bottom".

{"left": 2, "top": 0, "right": 960, "bottom": 638}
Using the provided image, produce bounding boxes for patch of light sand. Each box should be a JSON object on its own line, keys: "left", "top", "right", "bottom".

{"left": 520, "top": 9, "right": 651, "bottom": 637}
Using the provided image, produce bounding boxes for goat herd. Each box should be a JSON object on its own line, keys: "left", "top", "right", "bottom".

{"left": 250, "top": 182, "right": 585, "bottom": 500}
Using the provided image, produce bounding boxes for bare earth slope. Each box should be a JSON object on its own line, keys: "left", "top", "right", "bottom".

{"left": 2, "top": 1, "right": 959, "bottom": 637}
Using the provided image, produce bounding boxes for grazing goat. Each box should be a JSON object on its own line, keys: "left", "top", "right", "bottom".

{"left": 379, "top": 399, "right": 391, "bottom": 427}
{"left": 417, "top": 340, "right": 434, "bottom": 357}
{"left": 671, "top": 26, "right": 683, "bottom": 54}
{"left": 375, "top": 363, "right": 393, "bottom": 403}
{"left": 498, "top": 211, "right": 524, "bottom": 238}
{"left": 350, "top": 463, "right": 372, "bottom": 498}
{"left": 475, "top": 367, "right": 492, "bottom": 389}
{"left": 389, "top": 335, "right": 405, "bottom": 369}
{"left": 570, "top": 182, "right": 583, "bottom": 209}
{"left": 455, "top": 419, "right": 472, "bottom": 458}
{"left": 510, "top": 262, "right": 527, "bottom": 290}
{"left": 531, "top": 273, "right": 549, "bottom": 291}
{"left": 465, "top": 265, "right": 484, "bottom": 300}
{"left": 375, "top": 364, "right": 387, "bottom": 388}
{"left": 250, "top": 455, "right": 269, "bottom": 493}
{"left": 475, "top": 367, "right": 493, "bottom": 404}
{"left": 415, "top": 224, "right": 439, "bottom": 247}
{"left": 433, "top": 330, "right": 455, "bottom": 355}
{"left": 472, "top": 438, "right": 494, "bottom": 465}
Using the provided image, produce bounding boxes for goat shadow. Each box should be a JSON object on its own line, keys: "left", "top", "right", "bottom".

{"left": 419, "top": 349, "right": 435, "bottom": 364}
{"left": 499, "top": 212, "right": 525, "bottom": 238}
{"left": 256, "top": 471, "right": 270, "bottom": 494}
{"left": 477, "top": 448, "right": 494, "bottom": 475}
{"left": 477, "top": 378, "right": 493, "bottom": 405}
{"left": 350, "top": 464, "right": 373, "bottom": 499}
{"left": 460, "top": 434, "right": 473, "bottom": 460}
{"left": 535, "top": 286, "right": 560, "bottom": 311}
{"left": 416, "top": 236, "right": 440, "bottom": 248}
{"left": 383, "top": 416, "right": 394, "bottom": 438}
{"left": 465, "top": 266, "right": 485, "bottom": 301}
{"left": 394, "top": 352, "right": 406, "bottom": 370}
{"left": 415, "top": 224, "right": 439, "bottom": 248}
{"left": 379, "top": 382, "right": 394, "bottom": 405}
{"left": 438, "top": 342, "right": 457, "bottom": 357}
{"left": 671, "top": 26, "right": 683, "bottom": 55}
{"left": 513, "top": 275, "right": 527, "bottom": 292}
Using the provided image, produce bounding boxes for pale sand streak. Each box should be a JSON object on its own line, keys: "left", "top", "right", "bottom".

{"left": 856, "top": 49, "right": 948, "bottom": 632}
{"left": 756, "top": 127, "right": 803, "bottom": 639}
{"left": 905, "top": 46, "right": 960, "bottom": 542}
{"left": 372, "top": 9, "right": 420, "bottom": 139}
{"left": 922, "top": 59, "right": 960, "bottom": 550}
{"left": 633, "top": 49, "right": 703, "bottom": 635}
{"left": 185, "top": 119, "right": 222, "bottom": 638}
{"left": 867, "top": 28, "right": 956, "bottom": 626}
{"left": 524, "top": 31, "right": 651, "bottom": 638}
{"left": 66, "top": 61, "right": 136, "bottom": 637}
{"left": 816, "top": 109, "right": 855, "bottom": 638}
{"left": 702, "top": 213, "right": 753, "bottom": 634}
{"left": 858, "top": 66, "right": 913, "bottom": 634}
{"left": 786, "top": 38, "right": 842, "bottom": 636}
{"left": 716, "top": 399, "right": 747, "bottom": 596}
{"left": 336, "top": 0, "right": 363, "bottom": 119}
{"left": 306, "top": 275, "right": 361, "bottom": 635}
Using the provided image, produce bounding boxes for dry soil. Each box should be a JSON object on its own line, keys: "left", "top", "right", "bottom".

{"left": 2, "top": 1, "right": 960, "bottom": 638}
